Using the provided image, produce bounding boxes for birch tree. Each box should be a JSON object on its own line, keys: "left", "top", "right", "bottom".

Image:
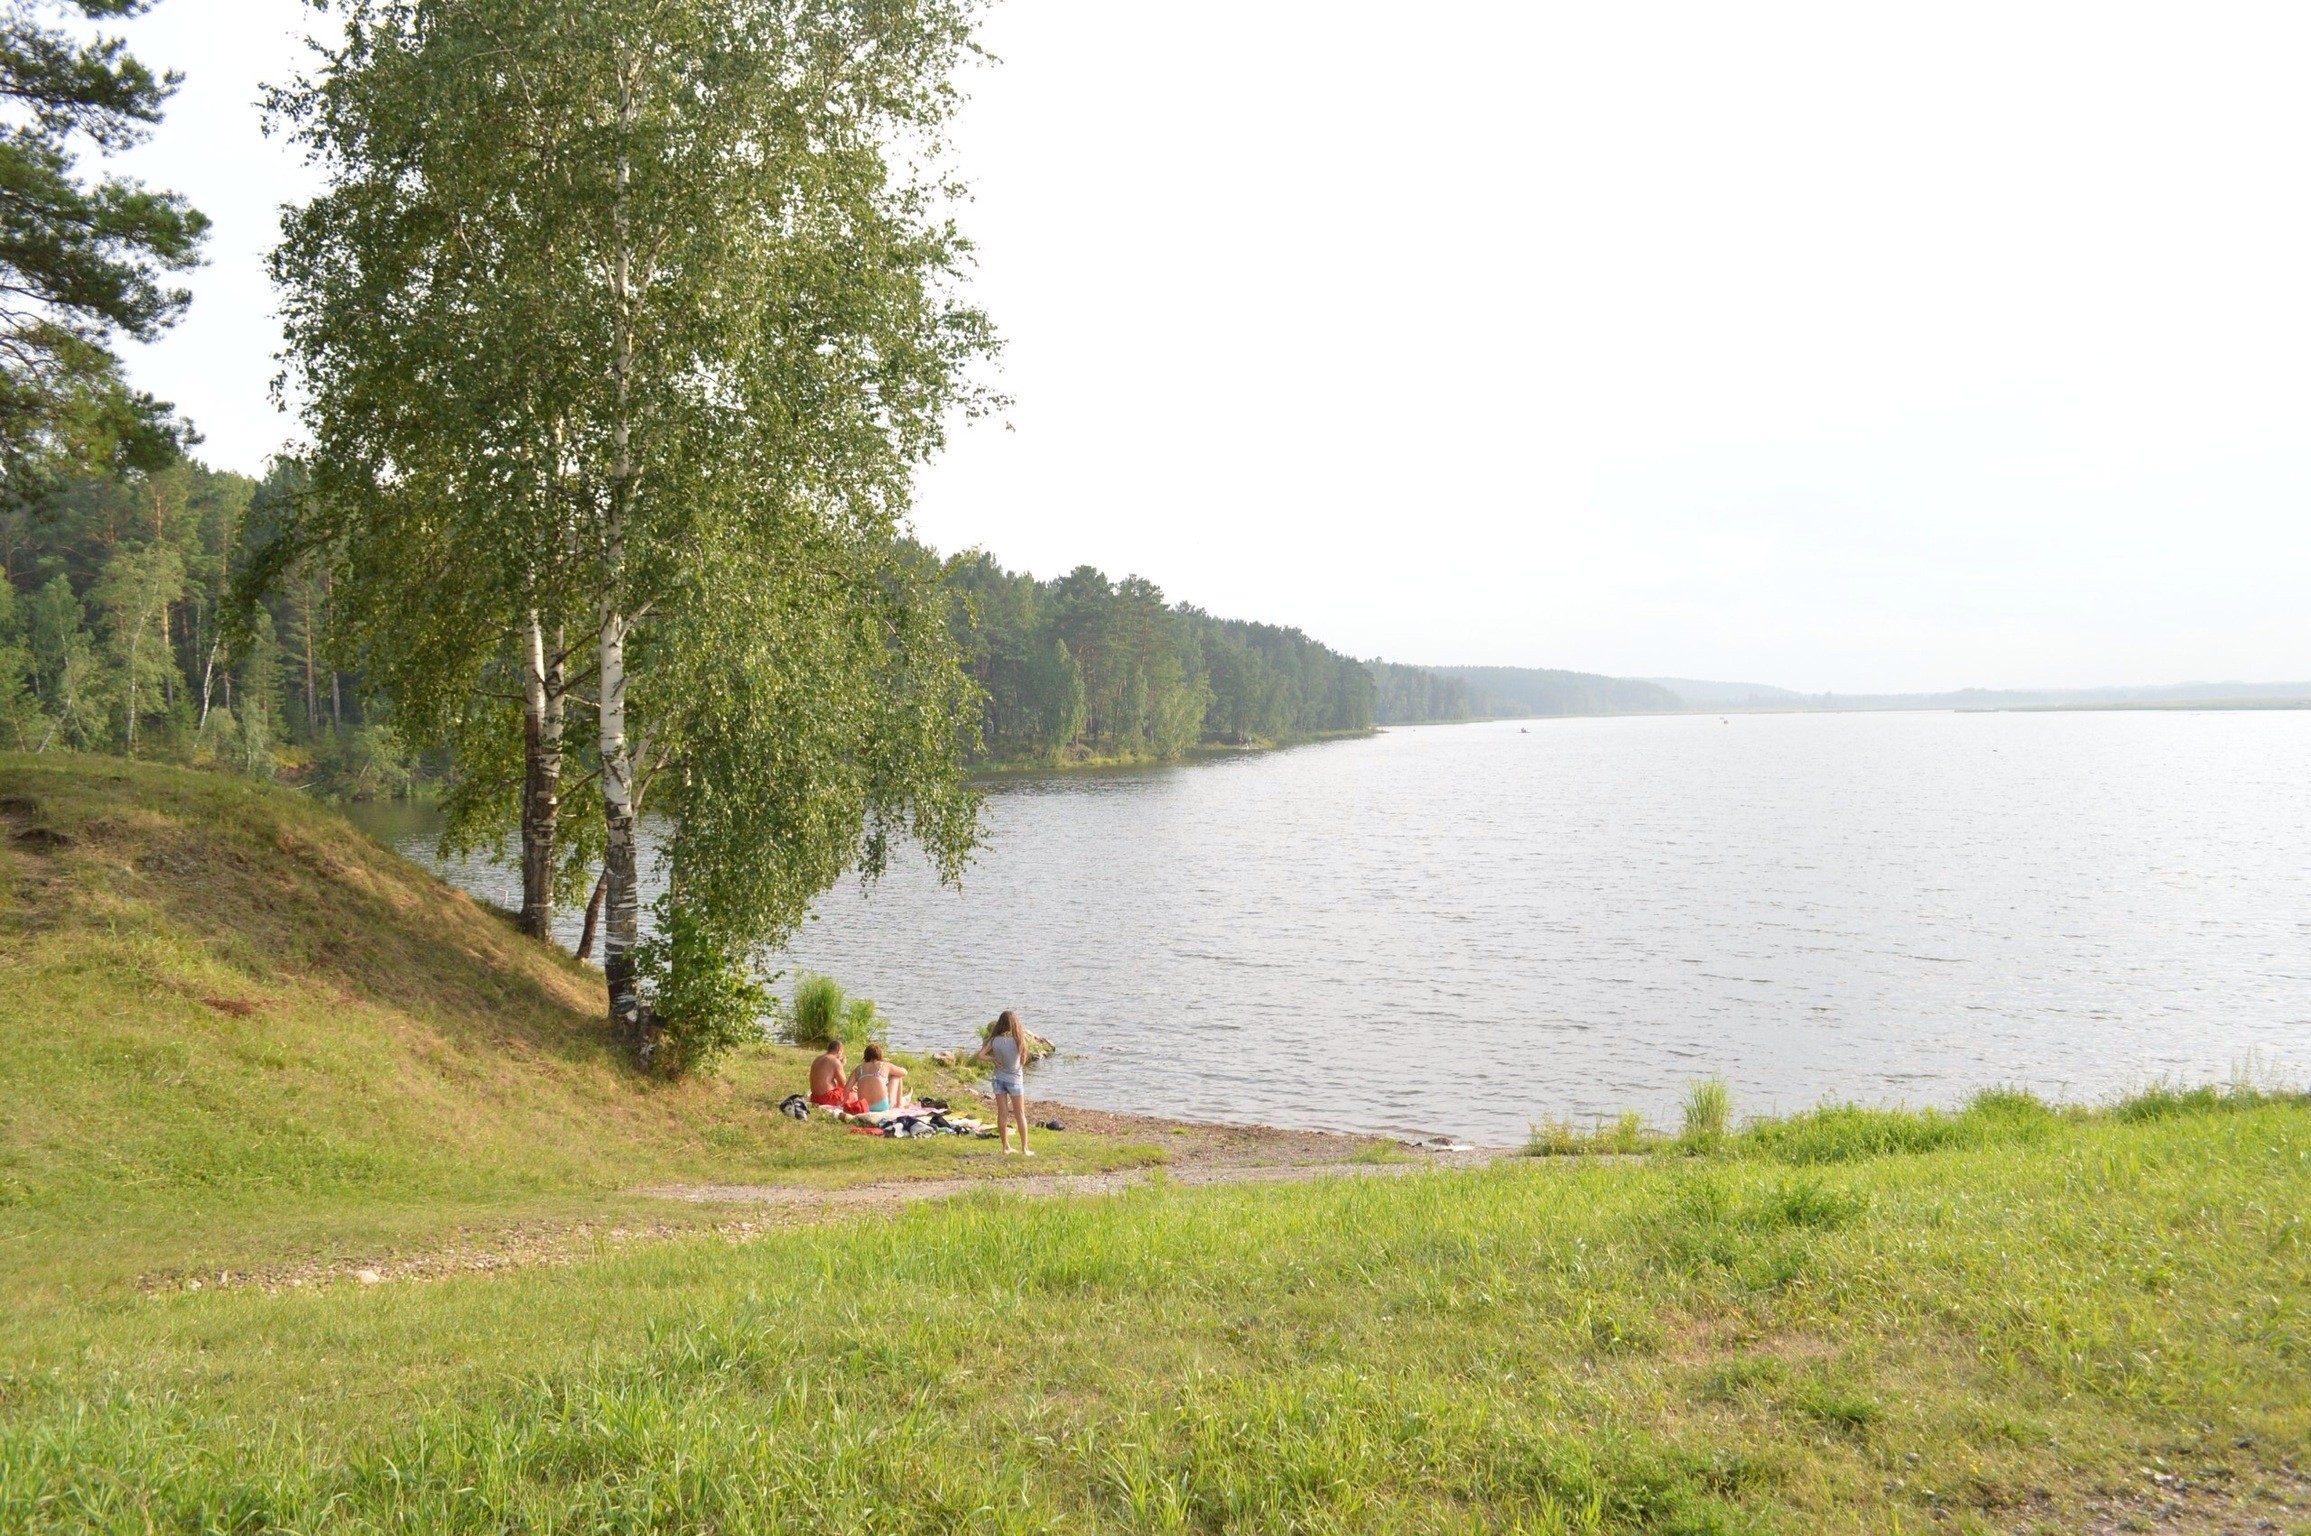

{"left": 273, "top": 0, "right": 992, "bottom": 1066}
{"left": 90, "top": 539, "right": 182, "bottom": 753}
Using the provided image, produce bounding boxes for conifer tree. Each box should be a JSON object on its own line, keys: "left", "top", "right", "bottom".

{"left": 0, "top": 1, "right": 206, "bottom": 502}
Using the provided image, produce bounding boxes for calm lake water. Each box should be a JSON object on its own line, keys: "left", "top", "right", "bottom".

{"left": 351, "top": 711, "right": 2311, "bottom": 1144}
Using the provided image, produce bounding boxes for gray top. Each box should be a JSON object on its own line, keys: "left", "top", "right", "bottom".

{"left": 990, "top": 1033, "right": 1021, "bottom": 1074}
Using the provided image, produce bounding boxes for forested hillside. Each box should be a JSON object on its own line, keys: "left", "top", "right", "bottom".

{"left": 0, "top": 463, "right": 408, "bottom": 798}
{"left": 1367, "top": 661, "right": 1486, "bottom": 725}
{"left": 1425, "top": 665, "right": 1682, "bottom": 717}
{"left": 942, "top": 550, "right": 1376, "bottom": 763}
{"left": 2, "top": 464, "right": 1714, "bottom": 798}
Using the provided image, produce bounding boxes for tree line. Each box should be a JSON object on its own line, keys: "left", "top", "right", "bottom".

{"left": 943, "top": 550, "right": 1378, "bottom": 764}
{"left": 1, "top": 490, "right": 1450, "bottom": 786}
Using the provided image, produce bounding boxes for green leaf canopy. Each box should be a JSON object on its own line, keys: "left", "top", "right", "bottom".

{"left": 271, "top": 0, "right": 995, "bottom": 1064}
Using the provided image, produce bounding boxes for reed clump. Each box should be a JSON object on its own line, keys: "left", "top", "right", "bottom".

{"left": 789, "top": 972, "right": 846, "bottom": 1045}
{"left": 1524, "top": 1108, "right": 1656, "bottom": 1156}
{"left": 1678, "top": 1076, "right": 1732, "bottom": 1150}
{"left": 786, "top": 974, "right": 885, "bottom": 1050}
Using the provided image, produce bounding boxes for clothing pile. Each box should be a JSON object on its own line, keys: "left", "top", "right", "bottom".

{"left": 777, "top": 1093, "right": 990, "bottom": 1139}
{"left": 849, "top": 1103, "right": 992, "bottom": 1139}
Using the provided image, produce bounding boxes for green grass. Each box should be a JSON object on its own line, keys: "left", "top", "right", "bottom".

{"left": 0, "top": 754, "right": 1158, "bottom": 1301}
{"left": 3, "top": 1101, "right": 2307, "bottom": 1532}
{"left": 5, "top": 756, "right": 2309, "bottom": 1532}
{"left": 1526, "top": 1078, "right": 2308, "bottom": 1167}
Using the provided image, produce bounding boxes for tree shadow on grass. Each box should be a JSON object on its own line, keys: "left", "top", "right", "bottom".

{"left": 3, "top": 754, "right": 625, "bottom": 1076}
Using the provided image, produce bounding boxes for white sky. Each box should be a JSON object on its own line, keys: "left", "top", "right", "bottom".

{"left": 116, "top": 1, "right": 2311, "bottom": 692}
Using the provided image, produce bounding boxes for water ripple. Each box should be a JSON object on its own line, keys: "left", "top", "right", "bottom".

{"left": 359, "top": 712, "right": 2311, "bottom": 1143}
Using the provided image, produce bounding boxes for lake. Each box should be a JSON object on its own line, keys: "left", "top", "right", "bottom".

{"left": 351, "top": 710, "right": 2311, "bottom": 1144}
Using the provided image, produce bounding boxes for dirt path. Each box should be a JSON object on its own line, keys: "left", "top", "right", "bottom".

{"left": 639, "top": 1146, "right": 1499, "bottom": 1211}
{"left": 145, "top": 1102, "right": 1501, "bottom": 1296}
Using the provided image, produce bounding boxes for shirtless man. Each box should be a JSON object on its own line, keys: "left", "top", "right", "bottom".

{"left": 848, "top": 1043, "right": 907, "bottom": 1113}
{"left": 808, "top": 1038, "right": 848, "bottom": 1107}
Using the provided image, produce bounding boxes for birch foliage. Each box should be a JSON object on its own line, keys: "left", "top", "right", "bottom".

{"left": 272, "top": 0, "right": 993, "bottom": 1066}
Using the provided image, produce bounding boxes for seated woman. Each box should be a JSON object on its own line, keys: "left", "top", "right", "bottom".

{"left": 848, "top": 1043, "right": 907, "bottom": 1114}
{"left": 808, "top": 1038, "right": 848, "bottom": 1107}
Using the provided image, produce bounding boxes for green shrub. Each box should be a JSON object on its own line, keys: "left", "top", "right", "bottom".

{"left": 1735, "top": 1087, "right": 2059, "bottom": 1165}
{"left": 306, "top": 723, "right": 416, "bottom": 802}
{"left": 2114, "top": 1082, "right": 2232, "bottom": 1122}
{"left": 1525, "top": 1119, "right": 1585, "bottom": 1156}
{"left": 1758, "top": 1176, "right": 1862, "bottom": 1230}
{"left": 635, "top": 904, "right": 770, "bottom": 1072}
{"left": 1787, "top": 1379, "right": 1880, "bottom": 1433}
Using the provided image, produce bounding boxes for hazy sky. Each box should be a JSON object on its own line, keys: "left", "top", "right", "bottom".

{"left": 116, "top": 1, "right": 2311, "bottom": 692}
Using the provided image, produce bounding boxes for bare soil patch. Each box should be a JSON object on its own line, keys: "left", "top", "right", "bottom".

{"left": 640, "top": 1096, "right": 1499, "bottom": 1209}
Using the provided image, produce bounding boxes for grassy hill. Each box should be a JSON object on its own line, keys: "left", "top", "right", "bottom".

{"left": 0, "top": 754, "right": 1150, "bottom": 1298}
{"left": 3, "top": 755, "right": 2307, "bottom": 1533}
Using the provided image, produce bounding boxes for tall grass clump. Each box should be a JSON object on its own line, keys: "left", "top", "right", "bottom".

{"left": 1679, "top": 1077, "right": 1731, "bottom": 1151}
{"left": 1738, "top": 1087, "right": 2058, "bottom": 1165}
{"left": 789, "top": 973, "right": 846, "bottom": 1046}
{"left": 2111, "top": 1079, "right": 2310, "bottom": 1123}
{"left": 780, "top": 974, "right": 885, "bottom": 1052}
{"left": 1523, "top": 1109, "right": 1655, "bottom": 1157}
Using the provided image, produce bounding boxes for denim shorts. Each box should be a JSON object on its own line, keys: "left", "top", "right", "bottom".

{"left": 990, "top": 1073, "right": 1024, "bottom": 1098}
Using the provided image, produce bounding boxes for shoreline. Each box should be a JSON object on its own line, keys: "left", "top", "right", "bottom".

{"left": 964, "top": 728, "right": 1377, "bottom": 780}
{"left": 957, "top": 1093, "right": 1495, "bottom": 1161}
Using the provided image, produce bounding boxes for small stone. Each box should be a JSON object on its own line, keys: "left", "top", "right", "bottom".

{"left": 356, "top": 1268, "right": 382, "bottom": 1285}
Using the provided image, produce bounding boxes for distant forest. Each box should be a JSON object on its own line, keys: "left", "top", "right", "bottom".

{"left": 1420, "top": 667, "right": 1680, "bottom": 719}
{"left": 1367, "top": 664, "right": 1680, "bottom": 725}
{"left": 2, "top": 461, "right": 1727, "bottom": 792}
{"left": 941, "top": 551, "right": 1381, "bottom": 763}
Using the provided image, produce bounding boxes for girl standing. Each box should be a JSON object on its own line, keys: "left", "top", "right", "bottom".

{"left": 977, "top": 1011, "right": 1033, "bottom": 1155}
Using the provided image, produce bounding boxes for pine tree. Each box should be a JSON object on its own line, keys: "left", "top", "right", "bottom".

{"left": 0, "top": 1, "right": 207, "bottom": 502}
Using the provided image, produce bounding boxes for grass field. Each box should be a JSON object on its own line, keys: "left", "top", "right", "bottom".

{"left": 3, "top": 756, "right": 2307, "bottom": 1533}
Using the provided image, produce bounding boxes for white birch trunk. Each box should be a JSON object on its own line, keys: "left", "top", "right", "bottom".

{"left": 124, "top": 604, "right": 141, "bottom": 756}
{"left": 519, "top": 611, "right": 563, "bottom": 940}
{"left": 599, "top": 596, "right": 642, "bottom": 1045}
{"left": 598, "top": 59, "right": 651, "bottom": 1060}
{"left": 197, "top": 634, "right": 219, "bottom": 730}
